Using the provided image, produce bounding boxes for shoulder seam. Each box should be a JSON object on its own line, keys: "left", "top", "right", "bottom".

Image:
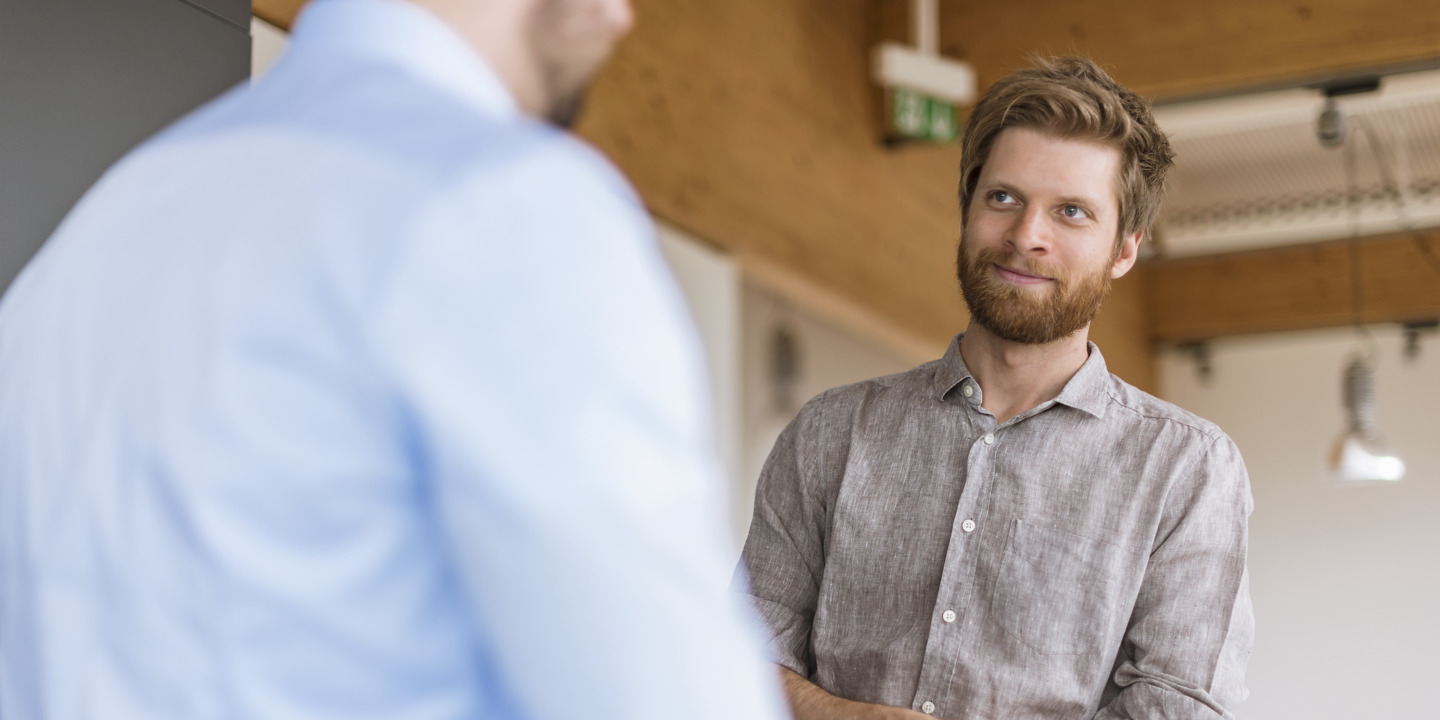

{"left": 1103, "top": 388, "right": 1224, "bottom": 443}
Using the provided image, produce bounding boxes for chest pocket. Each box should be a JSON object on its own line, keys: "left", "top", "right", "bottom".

{"left": 990, "top": 519, "right": 1123, "bottom": 655}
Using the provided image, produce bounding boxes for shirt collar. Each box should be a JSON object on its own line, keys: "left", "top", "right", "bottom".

{"left": 287, "top": 0, "right": 520, "bottom": 121}
{"left": 932, "top": 333, "right": 1112, "bottom": 419}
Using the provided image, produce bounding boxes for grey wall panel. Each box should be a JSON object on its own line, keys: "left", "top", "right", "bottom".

{"left": 178, "top": 0, "right": 252, "bottom": 32}
{"left": 0, "top": 0, "right": 250, "bottom": 292}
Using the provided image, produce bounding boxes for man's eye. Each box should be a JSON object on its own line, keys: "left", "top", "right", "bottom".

{"left": 1061, "top": 205, "right": 1086, "bottom": 219}
{"left": 991, "top": 191, "right": 1012, "bottom": 204}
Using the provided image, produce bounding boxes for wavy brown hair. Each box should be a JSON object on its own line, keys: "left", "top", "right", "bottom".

{"left": 958, "top": 56, "right": 1174, "bottom": 245}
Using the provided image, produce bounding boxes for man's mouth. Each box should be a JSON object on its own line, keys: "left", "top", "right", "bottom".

{"left": 993, "top": 263, "right": 1053, "bottom": 286}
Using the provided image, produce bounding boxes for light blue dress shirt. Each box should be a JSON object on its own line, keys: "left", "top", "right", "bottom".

{"left": 0, "top": 1, "right": 788, "bottom": 718}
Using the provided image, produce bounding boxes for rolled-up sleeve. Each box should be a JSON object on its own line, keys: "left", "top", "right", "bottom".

{"left": 736, "top": 398, "right": 834, "bottom": 677}
{"left": 1096, "top": 435, "right": 1255, "bottom": 719}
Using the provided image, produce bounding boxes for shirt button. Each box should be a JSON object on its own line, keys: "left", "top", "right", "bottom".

{"left": 942, "top": 609, "right": 957, "bottom": 623}
{"left": 961, "top": 518, "right": 976, "bottom": 533}
{"left": 962, "top": 384, "right": 974, "bottom": 398}
{"left": 921, "top": 701, "right": 936, "bottom": 714}
{"left": 983, "top": 433, "right": 995, "bottom": 445}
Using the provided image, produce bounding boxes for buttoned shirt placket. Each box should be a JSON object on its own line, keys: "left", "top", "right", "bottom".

{"left": 909, "top": 375, "right": 1062, "bottom": 717}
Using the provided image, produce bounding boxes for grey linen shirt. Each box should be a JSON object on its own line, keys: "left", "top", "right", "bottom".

{"left": 739, "top": 336, "right": 1253, "bottom": 719}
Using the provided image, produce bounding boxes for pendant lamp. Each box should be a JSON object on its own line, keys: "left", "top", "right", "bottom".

{"left": 1326, "top": 354, "right": 1405, "bottom": 483}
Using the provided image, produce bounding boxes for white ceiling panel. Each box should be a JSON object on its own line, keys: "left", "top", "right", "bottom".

{"left": 1154, "top": 68, "right": 1440, "bottom": 257}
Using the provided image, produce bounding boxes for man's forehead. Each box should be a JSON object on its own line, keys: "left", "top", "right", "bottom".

{"left": 982, "top": 127, "right": 1121, "bottom": 206}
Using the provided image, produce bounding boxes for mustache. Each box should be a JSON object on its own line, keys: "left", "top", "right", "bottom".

{"left": 970, "top": 246, "right": 1072, "bottom": 286}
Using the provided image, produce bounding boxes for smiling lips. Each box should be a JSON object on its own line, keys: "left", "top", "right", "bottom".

{"left": 993, "top": 263, "right": 1053, "bottom": 286}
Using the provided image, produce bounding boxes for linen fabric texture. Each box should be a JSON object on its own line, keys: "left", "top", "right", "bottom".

{"left": 0, "top": 1, "right": 787, "bottom": 719}
{"left": 740, "top": 335, "right": 1253, "bottom": 719}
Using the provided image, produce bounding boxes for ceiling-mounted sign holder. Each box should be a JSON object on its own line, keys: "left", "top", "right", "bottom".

{"left": 1402, "top": 319, "right": 1439, "bottom": 361}
{"left": 1174, "top": 340, "right": 1214, "bottom": 385}
{"left": 874, "top": 0, "right": 975, "bottom": 147}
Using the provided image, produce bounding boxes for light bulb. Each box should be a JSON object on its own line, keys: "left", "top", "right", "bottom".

{"left": 1326, "top": 355, "right": 1405, "bottom": 484}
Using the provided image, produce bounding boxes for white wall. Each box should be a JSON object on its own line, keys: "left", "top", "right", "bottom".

{"left": 655, "top": 223, "right": 744, "bottom": 538}
{"left": 737, "top": 283, "right": 916, "bottom": 539}
{"left": 1160, "top": 326, "right": 1440, "bottom": 720}
{"left": 250, "top": 17, "right": 287, "bottom": 79}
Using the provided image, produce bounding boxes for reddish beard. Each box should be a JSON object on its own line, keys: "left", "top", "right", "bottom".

{"left": 955, "top": 235, "right": 1114, "bottom": 345}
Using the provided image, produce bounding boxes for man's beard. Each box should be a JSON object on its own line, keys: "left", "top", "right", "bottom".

{"left": 545, "top": 88, "right": 588, "bottom": 128}
{"left": 955, "top": 233, "right": 1114, "bottom": 345}
{"left": 530, "top": 0, "right": 603, "bottom": 128}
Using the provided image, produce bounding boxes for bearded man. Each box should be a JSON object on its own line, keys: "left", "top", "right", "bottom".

{"left": 739, "top": 57, "right": 1253, "bottom": 720}
{"left": 0, "top": 1, "right": 789, "bottom": 719}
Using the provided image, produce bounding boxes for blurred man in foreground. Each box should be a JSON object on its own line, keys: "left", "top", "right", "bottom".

{"left": 740, "top": 57, "right": 1253, "bottom": 719}
{"left": 0, "top": 1, "right": 787, "bottom": 718}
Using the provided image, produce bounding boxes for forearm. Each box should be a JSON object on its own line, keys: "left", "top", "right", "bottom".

{"left": 780, "top": 668, "right": 931, "bottom": 720}
{"left": 1093, "top": 440, "right": 1253, "bottom": 719}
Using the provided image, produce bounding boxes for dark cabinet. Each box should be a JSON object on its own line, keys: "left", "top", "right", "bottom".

{"left": 180, "top": 0, "right": 252, "bottom": 30}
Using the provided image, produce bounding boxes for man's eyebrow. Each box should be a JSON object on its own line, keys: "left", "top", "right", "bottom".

{"left": 979, "top": 180, "right": 1024, "bottom": 197}
{"left": 1055, "top": 194, "right": 1105, "bottom": 209}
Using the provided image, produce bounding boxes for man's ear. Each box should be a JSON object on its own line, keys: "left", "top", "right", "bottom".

{"left": 1110, "top": 229, "right": 1144, "bottom": 279}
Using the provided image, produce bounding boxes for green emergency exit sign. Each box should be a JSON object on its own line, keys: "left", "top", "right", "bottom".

{"left": 890, "top": 87, "right": 958, "bottom": 142}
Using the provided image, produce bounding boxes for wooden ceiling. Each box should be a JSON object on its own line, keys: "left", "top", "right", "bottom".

{"left": 937, "top": 0, "right": 1440, "bottom": 102}
{"left": 251, "top": 0, "right": 1440, "bottom": 390}
{"left": 1151, "top": 231, "right": 1440, "bottom": 342}
{"left": 251, "top": 0, "right": 295, "bottom": 28}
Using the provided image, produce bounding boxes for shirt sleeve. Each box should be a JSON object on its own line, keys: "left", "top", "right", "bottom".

{"left": 737, "top": 395, "right": 834, "bottom": 677}
{"left": 368, "top": 134, "right": 788, "bottom": 720}
{"left": 1095, "top": 434, "right": 1255, "bottom": 719}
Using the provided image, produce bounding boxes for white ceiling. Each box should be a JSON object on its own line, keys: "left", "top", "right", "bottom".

{"left": 1153, "top": 67, "right": 1440, "bottom": 258}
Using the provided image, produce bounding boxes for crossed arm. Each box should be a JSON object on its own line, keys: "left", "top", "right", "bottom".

{"left": 781, "top": 668, "right": 932, "bottom": 720}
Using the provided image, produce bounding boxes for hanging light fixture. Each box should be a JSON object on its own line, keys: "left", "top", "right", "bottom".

{"left": 1318, "top": 81, "right": 1405, "bottom": 484}
{"left": 1327, "top": 354, "right": 1405, "bottom": 483}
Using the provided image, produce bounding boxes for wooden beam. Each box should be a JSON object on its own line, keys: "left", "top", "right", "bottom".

{"left": 941, "top": 0, "right": 1440, "bottom": 102}
{"left": 579, "top": 0, "right": 968, "bottom": 350}
{"left": 252, "top": 0, "right": 301, "bottom": 29}
{"left": 1147, "top": 231, "right": 1440, "bottom": 342}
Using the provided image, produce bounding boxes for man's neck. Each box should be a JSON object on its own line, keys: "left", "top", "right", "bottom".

{"left": 958, "top": 323, "right": 1091, "bottom": 424}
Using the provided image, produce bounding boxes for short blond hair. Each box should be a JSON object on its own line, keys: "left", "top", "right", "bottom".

{"left": 958, "top": 57, "right": 1174, "bottom": 242}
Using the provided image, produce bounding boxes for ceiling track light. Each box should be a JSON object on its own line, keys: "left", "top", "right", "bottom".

{"left": 1316, "top": 97, "right": 1346, "bottom": 148}
{"left": 1402, "top": 319, "right": 1440, "bottom": 360}
{"left": 1314, "top": 77, "right": 1380, "bottom": 149}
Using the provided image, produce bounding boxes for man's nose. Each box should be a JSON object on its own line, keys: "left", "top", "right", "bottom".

{"left": 1007, "top": 207, "right": 1052, "bottom": 255}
